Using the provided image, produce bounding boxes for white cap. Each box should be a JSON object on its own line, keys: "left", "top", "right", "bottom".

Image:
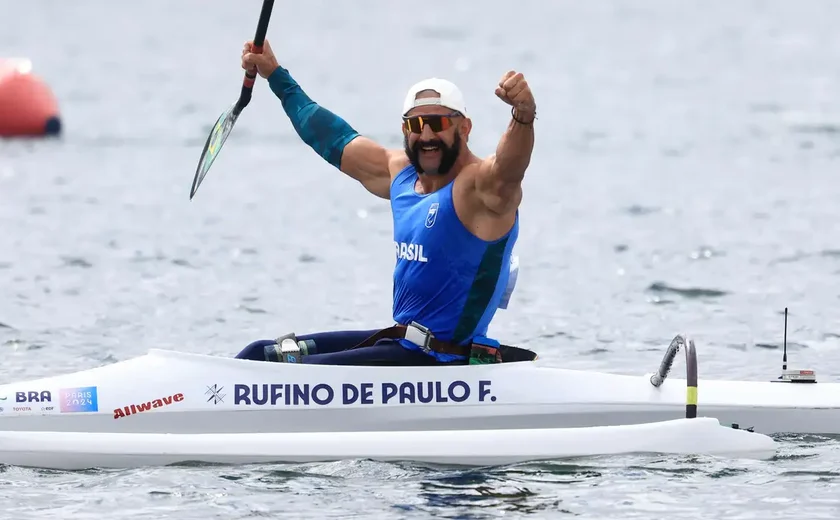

{"left": 402, "top": 78, "right": 467, "bottom": 116}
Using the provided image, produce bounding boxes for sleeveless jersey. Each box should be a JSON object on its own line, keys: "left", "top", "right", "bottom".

{"left": 389, "top": 164, "right": 519, "bottom": 361}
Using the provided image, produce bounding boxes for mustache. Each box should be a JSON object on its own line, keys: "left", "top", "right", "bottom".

{"left": 404, "top": 131, "right": 461, "bottom": 175}
{"left": 413, "top": 139, "right": 445, "bottom": 150}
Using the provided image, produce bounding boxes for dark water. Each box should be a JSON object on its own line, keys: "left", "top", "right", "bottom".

{"left": 2, "top": 0, "right": 840, "bottom": 517}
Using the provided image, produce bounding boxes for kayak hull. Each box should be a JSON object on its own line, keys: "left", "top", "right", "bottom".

{"left": 0, "top": 417, "right": 777, "bottom": 470}
{"left": 0, "top": 348, "right": 835, "bottom": 436}
{"left": 0, "top": 344, "right": 834, "bottom": 469}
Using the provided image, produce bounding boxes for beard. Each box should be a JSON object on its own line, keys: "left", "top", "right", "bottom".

{"left": 404, "top": 131, "right": 461, "bottom": 176}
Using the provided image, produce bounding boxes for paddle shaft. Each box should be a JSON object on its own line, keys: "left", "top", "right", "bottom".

{"left": 234, "top": 0, "right": 276, "bottom": 115}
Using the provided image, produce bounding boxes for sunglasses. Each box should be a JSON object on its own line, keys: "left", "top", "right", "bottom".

{"left": 402, "top": 113, "right": 461, "bottom": 134}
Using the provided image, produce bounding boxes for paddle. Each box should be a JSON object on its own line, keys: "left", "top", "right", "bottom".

{"left": 189, "top": 0, "right": 276, "bottom": 200}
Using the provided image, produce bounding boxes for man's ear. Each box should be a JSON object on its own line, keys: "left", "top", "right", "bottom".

{"left": 460, "top": 117, "right": 472, "bottom": 142}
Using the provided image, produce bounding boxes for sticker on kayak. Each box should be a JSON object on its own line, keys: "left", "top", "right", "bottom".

{"left": 13, "top": 390, "right": 52, "bottom": 403}
{"left": 60, "top": 386, "right": 98, "bottom": 413}
{"left": 231, "top": 380, "right": 497, "bottom": 407}
{"left": 114, "top": 392, "right": 184, "bottom": 419}
{"left": 0, "top": 390, "right": 56, "bottom": 413}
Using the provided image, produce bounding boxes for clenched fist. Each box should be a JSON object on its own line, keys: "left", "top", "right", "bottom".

{"left": 241, "top": 39, "right": 280, "bottom": 79}
{"left": 495, "top": 71, "right": 536, "bottom": 123}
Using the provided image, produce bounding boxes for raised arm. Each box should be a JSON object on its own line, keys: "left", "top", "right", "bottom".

{"left": 474, "top": 71, "right": 536, "bottom": 215}
{"left": 242, "top": 40, "right": 400, "bottom": 199}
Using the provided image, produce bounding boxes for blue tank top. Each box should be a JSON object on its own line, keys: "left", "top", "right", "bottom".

{"left": 389, "top": 164, "right": 519, "bottom": 361}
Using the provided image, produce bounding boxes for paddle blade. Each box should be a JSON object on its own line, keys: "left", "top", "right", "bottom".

{"left": 190, "top": 103, "right": 240, "bottom": 200}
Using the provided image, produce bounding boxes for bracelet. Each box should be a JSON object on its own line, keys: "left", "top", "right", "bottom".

{"left": 511, "top": 106, "right": 536, "bottom": 125}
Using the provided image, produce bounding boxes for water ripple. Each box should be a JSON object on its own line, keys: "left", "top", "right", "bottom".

{"left": 646, "top": 282, "right": 730, "bottom": 299}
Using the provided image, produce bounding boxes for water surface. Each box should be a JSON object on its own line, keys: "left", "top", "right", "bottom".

{"left": 1, "top": 0, "right": 839, "bottom": 517}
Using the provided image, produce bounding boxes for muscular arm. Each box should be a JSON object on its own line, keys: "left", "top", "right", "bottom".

{"left": 267, "top": 67, "right": 401, "bottom": 199}
{"left": 339, "top": 136, "right": 406, "bottom": 199}
{"left": 474, "top": 109, "right": 535, "bottom": 215}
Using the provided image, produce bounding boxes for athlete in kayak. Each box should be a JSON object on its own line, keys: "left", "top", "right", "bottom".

{"left": 234, "top": 39, "right": 535, "bottom": 366}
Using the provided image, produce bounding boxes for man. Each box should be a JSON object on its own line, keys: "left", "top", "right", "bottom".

{"left": 234, "top": 39, "right": 535, "bottom": 366}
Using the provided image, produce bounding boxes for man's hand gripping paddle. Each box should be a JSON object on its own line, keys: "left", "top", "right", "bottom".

{"left": 189, "top": 0, "right": 275, "bottom": 200}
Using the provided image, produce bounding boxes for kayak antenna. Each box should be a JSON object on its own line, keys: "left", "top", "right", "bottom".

{"left": 782, "top": 307, "right": 788, "bottom": 372}
{"left": 772, "top": 306, "right": 817, "bottom": 383}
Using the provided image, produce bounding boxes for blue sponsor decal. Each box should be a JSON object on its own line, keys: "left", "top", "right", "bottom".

{"left": 60, "top": 386, "right": 98, "bottom": 413}
{"left": 233, "top": 380, "right": 495, "bottom": 406}
{"left": 16, "top": 390, "right": 52, "bottom": 403}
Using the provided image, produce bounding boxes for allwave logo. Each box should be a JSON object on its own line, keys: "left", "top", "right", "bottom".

{"left": 425, "top": 202, "right": 439, "bottom": 228}
{"left": 113, "top": 392, "right": 184, "bottom": 419}
{"left": 395, "top": 242, "right": 429, "bottom": 263}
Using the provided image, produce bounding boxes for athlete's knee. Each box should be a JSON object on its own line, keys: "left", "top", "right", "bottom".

{"left": 263, "top": 332, "right": 318, "bottom": 363}
{"left": 243, "top": 329, "right": 395, "bottom": 363}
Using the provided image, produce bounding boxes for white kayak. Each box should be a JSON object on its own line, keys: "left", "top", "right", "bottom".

{"left": 0, "top": 332, "right": 826, "bottom": 469}
{"left": 0, "top": 417, "right": 775, "bottom": 470}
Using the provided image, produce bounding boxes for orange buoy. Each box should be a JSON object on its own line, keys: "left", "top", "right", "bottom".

{"left": 0, "top": 58, "right": 61, "bottom": 137}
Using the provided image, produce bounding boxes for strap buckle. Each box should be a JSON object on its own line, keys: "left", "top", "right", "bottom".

{"left": 404, "top": 321, "right": 433, "bottom": 353}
